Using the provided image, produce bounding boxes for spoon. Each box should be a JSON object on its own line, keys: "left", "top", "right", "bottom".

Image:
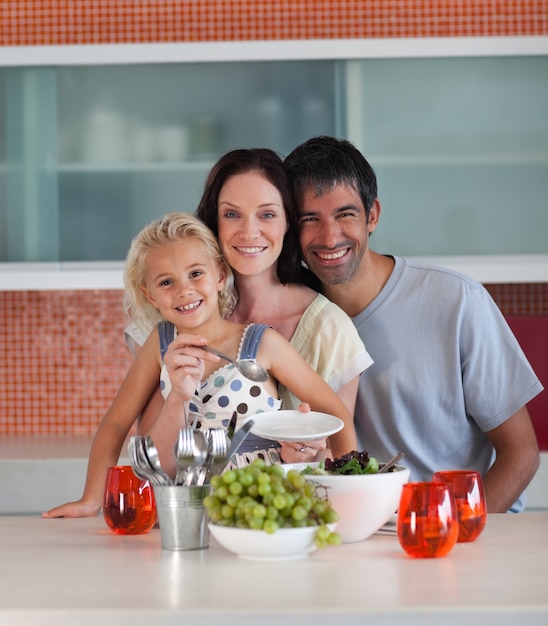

{"left": 202, "top": 345, "right": 268, "bottom": 382}
{"left": 144, "top": 436, "right": 172, "bottom": 485}
{"left": 378, "top": 451, "right": 405, "bottom": 474}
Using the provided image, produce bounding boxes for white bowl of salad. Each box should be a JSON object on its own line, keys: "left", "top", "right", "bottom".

{"left": 284, "top": 451, "right": 410, "bottom": 543}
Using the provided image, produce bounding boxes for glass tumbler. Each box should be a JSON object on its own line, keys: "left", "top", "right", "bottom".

{"left": 433, "top": 470, "right": 487, "bottom": 542}
{"left": 103, "top": 465, "right": 156, "bottom": 535}
{"left": 397, "top": 481, "right": 459, "bottom": 558}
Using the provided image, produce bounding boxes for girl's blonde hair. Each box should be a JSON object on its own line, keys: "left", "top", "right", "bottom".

{"left": 124, "top": 213, "right": 236, "bottom": 333}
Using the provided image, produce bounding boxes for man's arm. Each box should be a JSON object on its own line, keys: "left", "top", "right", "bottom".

{"left": 483, "top": 406, "right": 540, "bottom": 512}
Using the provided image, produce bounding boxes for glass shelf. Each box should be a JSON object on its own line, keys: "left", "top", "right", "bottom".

{"left": 1, "top": 52, "right": 547, "bottom": 263}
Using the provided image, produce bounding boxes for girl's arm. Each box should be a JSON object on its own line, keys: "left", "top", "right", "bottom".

{"left": 42, "top": 330, "right": 162, "bottom": 518}
{"left": 140, "top": 333, "right": 208, "bottom": 477}
{"left": 259, "top": 329, "right": 358, "bottom": 457}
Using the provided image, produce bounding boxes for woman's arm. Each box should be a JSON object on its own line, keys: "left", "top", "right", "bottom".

{"left": 42, "top": 331, "right": 162, "bottom": 518}
{"left": 261, "top": 329, "right": 357, "bottom": 457}
{"left": 280, "top": 376, "right": 359, "bottom": 463}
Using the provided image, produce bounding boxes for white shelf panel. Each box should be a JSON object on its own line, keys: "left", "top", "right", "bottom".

{"left": 1, "top": 255, "right": 547, "bottom": 291}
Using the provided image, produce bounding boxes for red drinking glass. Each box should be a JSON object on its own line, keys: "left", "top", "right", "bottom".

{"left": 433, "top": 470, "right": 487, "bottom": 542}
{"left": 103, "top": 465, "right": 156, "bottom": 535}
{"left": 397, "top": 481, "right": 459, "bottom": 558}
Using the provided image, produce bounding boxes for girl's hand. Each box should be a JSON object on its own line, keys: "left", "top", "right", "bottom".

{"left": 42, "top": 498, "right": 101, "bottom": 519}
{"left": 163, "top": 334, "right": 208, "bottom": 401}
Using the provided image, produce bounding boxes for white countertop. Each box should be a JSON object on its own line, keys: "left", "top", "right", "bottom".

{"left": 1, "top": 513, "right": 547, "bottom": 625}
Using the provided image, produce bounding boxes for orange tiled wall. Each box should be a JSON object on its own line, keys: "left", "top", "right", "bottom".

{"left": 0, "top": 0, "right": 547, "bottom": 45}
{"left": 1, "top": 284, "right": 547, "bottom": 444}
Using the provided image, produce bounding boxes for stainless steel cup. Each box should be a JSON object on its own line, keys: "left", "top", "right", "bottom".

{"left": 153, "top": 485, "right": 210, "bottom": 551}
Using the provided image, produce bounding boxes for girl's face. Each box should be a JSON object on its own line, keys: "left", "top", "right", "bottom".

{"left": 217, "top": 171, "right": 288, "bottom": 279}
{"left": 141, "top": 238, "right": 226, "bottom": 331}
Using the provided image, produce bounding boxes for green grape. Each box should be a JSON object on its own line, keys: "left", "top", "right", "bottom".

{"left": 296, "top": 495, "right": 312, "bottom": 512}
{"left": 323, "top": 508, "right": 339, "bottom": 524}
{"left": 221, "top": 469, "right": 237, "bottom": 484}
{"left": 226, "top": 494, "right": 240, "bottom": 508}
{"left": 266, "top": 505, "right": 279, "bottom": 520}
{"left": 316, "top": 525, "right": 332, "bottom": 541}
{"left": 257, "top": 482, "right": 272, "bottom": 496}
{"left": 221, "top": 504, "right": 234, "bottom": 519}
{"left": 248, "top": 516, "right": 263, "bottom": 530}
{"left": 263, "top": 519, "right": 279, "bottom": 534}
{"left": 228, "top": 481, "right": 243, "bottom": 495}
{"left": 267, "top": 464, "right": 285, "bottom": 477}
{"left": 203, "top": 494, "right": 220, "bottom": 509}
{"left": 214, "top": 485, "right": 229, "bottom": 501}
{"left": 239, "top": 471, "right": 254, "bottom": 487}
{"left": 312, "top": 500, "right": 328, "bottom": 517}
{"left": 327, "top": 532, "right": 343, "bottom": 546}
{"left": 272, "top": 494, "right": 287, "bottom": 510}
{"left": 291, "top": 505, "right": 307, "bottom": 521}
{"left": 208, "top": 506, "right": 223, "bottom": 524}
{"left": 247, "top": 484, "right": 259, "bottom": 497}
{"left": 272, "top": 482, "right": 286, "bottom": 495}
{"left": 257, "top": 472, "right": 271, "bottom": 485}
{"left": 252, "top": 503, "right": 267, "bottom": 519}
{"left": 210, "top": 475, "right": 223, "bottom": 489}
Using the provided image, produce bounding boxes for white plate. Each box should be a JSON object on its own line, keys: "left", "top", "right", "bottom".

{"left": 245, "top": 410, "right": 344, "bottom": 442}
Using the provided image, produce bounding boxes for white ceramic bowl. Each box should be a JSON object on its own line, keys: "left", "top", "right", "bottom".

{"left": 284, "top": 462, "right": 411, "bottom": 543}
{"left": 208, "top": 523, "right": 336, "bottom": 561}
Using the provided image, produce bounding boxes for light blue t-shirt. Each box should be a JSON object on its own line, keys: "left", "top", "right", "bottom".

{"left": 353, "top": 256, "right": 543, "bottom": 512}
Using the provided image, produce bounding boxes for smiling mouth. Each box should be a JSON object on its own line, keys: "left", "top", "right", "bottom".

{"left": 314, "top": 248, "right": 349, "bottom": 262}
{"left": 234, "top": 246, "right": 267, "bottom": 254}
{"left": 176, "top": 300, "right": 202, "bottom": 312}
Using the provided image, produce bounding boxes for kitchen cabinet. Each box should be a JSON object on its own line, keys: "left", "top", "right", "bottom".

{"left": 349, "top": 56, "right": 548, "bottom": 256}
{"left": 0, "top": 59, "right": 341, "bottom": 262}
{"left": 1, "top": 40, "right": 547, "bottom": 267}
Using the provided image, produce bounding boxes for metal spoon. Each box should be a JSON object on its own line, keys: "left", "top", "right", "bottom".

{"left": 378, "top": 451, "right": 405, "bottom": 474}
{"left": 144, "top": 436, "right": 172, "bottom": 485}
{"left": 128, "top": 436, "right": 170, "bottom": 485}
{"left": 202, "top": 345, "right": 268, "bottom": 382}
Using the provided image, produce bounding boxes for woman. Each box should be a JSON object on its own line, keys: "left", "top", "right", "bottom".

{"left": 195, "top": 149, "right": 371, "bottom": 452}
{"left": 43, "top": 148, "right": 372, "bottom": 519}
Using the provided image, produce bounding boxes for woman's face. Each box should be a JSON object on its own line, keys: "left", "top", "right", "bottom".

{"left": 217, "top": 171, "right": 288, "bottom": 279}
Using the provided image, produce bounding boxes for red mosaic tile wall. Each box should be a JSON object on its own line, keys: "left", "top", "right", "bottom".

{"left": 0, "top": 0, "right": 547, "bottom": 45}
{"left": 1, "top": 284, "right": 547, "bottom": 445}
{"left": 0, "top": 290, "right": 133, "bottom": 436}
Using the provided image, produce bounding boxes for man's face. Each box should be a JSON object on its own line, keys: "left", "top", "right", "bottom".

{"left": 297, "top": 184, "right": 372, "bottom": 286}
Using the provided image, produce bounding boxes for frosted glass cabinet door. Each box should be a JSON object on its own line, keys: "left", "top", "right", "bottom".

{"left": 351, "top": 56, "right": 548, "bottom": 256}
{"left": 1, "top": 61, "right": 339, "bottom": 262}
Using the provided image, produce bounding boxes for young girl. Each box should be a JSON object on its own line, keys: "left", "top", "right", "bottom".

{"left": 106, "top": 212, "right": 355, "bottom": 477}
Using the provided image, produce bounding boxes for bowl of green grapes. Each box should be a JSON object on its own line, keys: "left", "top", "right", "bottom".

{"left": 205, "top": 459, "right": 340, "bottom": 560}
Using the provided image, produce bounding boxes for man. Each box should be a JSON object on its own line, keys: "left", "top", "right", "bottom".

{"left": 284, "top": 136, "right": 542, "bottom": 513}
